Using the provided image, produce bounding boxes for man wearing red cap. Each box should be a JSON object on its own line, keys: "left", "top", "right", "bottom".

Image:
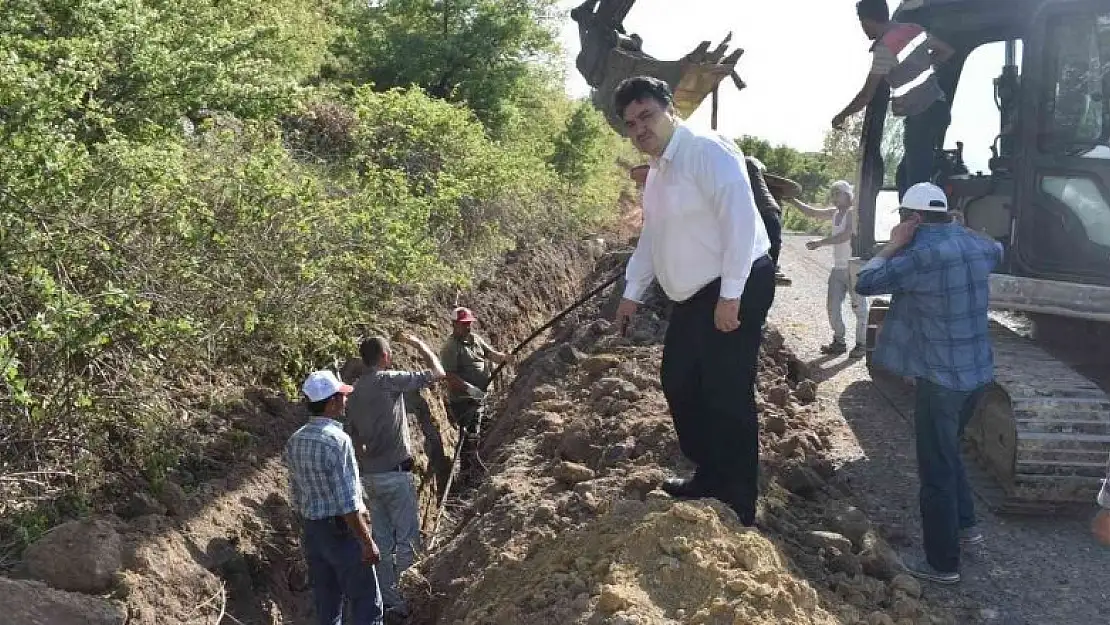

{"left": 439, "top": 307, "right": 511, "bottom": 430}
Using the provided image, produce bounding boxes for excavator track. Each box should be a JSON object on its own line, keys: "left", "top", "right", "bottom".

{"left": 865, "top": 300, "right": 1110, "bottom": 515}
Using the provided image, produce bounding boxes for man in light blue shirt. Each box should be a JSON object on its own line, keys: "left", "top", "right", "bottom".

{"left": 856, "top": 182, "right": 1002, "bottom": 585}
{"left": 285, "top": 370, "right": 384, "bottom": 625}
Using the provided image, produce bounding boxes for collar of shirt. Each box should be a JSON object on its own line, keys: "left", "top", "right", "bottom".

{"left": 309, "top": 416, "right": 343, "bottom": 431}
{"left": 650, "top": 123, "right": 690, "bottom": 171}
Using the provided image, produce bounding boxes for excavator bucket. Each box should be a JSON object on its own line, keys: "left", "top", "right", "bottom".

{"left": 572, "top": 0, "right": 744, "bottom": 133}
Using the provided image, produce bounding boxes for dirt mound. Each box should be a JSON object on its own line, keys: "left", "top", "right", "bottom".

{"left": 410, "top": 249, "right": 955, "bottom": 625}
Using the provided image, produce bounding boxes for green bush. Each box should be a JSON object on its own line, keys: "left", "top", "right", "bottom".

{"left": 0, "top": 0, "right": 632, "bottom": 554}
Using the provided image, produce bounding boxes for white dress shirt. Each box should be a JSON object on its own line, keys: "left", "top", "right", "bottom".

{"left": 623, "top": 123, "right": 771, "bottom": 303}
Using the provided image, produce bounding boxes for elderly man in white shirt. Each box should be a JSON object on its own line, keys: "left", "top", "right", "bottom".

{"left": 612, "top": 76, "right": 776, "bottom": 527}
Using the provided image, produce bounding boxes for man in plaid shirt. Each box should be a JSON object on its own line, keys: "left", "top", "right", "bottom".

{"left": 855, "top": 182, "right": 1003, "bottom": 585}
{"left": 285, "top": 369, "right": 384, "bottom": 625}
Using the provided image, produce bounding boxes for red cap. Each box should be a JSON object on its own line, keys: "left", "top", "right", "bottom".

{"left": 452, "top": 307, "right": 477, "bottom": 323}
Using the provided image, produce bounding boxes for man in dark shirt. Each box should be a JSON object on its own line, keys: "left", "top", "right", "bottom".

{"left": 346, "top": 334, "right": 445, "bottom": 619}
{"left": 439, "top": 307, "right": 511, "bottom": 430}
{"left": 745, "top": 156, "right": 791, "bottom": 286}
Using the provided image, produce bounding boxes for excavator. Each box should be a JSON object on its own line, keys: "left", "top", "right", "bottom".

{"left": 852, "top": 0, "right": 1110, "bottom": 514}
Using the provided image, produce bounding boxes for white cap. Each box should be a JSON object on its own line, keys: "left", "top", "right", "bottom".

{"left": 830, "top": 180, "right": 854, "bottom": 200}
{"left": 302, "top": 370, "right": 354, "bottom": 403}
{"left": 900, "top": 182, "right": 949, "bottom": 212}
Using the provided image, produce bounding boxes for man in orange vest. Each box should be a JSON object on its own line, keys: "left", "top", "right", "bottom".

{"left": 832, "top": 0, "right": 955, "bottom": 200}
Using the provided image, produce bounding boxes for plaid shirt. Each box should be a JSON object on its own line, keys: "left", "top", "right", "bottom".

{"left": 855, "top": 222, "right": 1003, "bottom": 391}
{"left": 283, "top": 417, "right": 365, "bottom": 520}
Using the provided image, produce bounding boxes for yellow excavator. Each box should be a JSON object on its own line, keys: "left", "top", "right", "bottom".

{"left": 852, "top": 0, "right": 1110, "bottom": 514}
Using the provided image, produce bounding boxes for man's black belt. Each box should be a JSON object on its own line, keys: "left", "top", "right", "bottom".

{"left": 388, "top": 457, "right": 414, "bottom": 472}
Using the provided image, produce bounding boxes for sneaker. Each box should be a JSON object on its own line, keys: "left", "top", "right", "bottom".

{"left": 960, "top": 527, "right": 984, "bottom": 546}
{"left": 820, "top": 340, "right": 847, "bottom": 355}
{"left": 904, "top": 558, "right": 960, "bottom": 584}
{"left": 848, "top": 344, "right": 866, "bottom": 359}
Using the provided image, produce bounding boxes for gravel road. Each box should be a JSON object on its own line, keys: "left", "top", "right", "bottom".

{"left": 770, "top": 233, "right": 1110, "bottom": 625}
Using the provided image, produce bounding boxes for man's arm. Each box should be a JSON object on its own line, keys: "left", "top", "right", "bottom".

{"left": 475, "top": 335, "right": 510, "bottom": 365}
{"left": 332, "top": 437, "right": 379, "bottom": 564}
{"left": 399, "top": 334, "right": 446, "bottom": 380}
{"left": 790, "top": 198, "right": 837, "bottom": 220}
{"left": 833, "top": 47, "right": 892, "bottom": 126}
{"left": 702, "top": 140, "right": 760, "bottom": 300}
{"left": 854, "top": 247, "right": 923, "bottom": 296}
{"left": 622, "top": 224, "right": 655, "bottom": 303}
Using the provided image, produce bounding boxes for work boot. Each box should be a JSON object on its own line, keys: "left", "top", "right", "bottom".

{"left": 820, "top": 339, "right": 847, "bottom": 355}
{"left": 661, "top": 475, "right": 714, "bottom": 499}
{"left": 848, "top": 344, "right": 866, "bottom": 359}
{"left": 959, "top": 526, "right": 984, "bottom": 546}
{"left": 904, "top": 558, "right": 960, "bottom": 584}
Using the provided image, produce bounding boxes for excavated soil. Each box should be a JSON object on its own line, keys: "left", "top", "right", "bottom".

{"left": 406, "top": 248, "right": 955, "bottom": 625}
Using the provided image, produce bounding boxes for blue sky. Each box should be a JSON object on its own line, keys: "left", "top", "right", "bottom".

{"left": 556, "top": 0, "right": 1016, "bottom": 174}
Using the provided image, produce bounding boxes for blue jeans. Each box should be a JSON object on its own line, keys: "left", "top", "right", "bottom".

{"left": 302, "top": 518, "right": 384, "bottom": 625}
{"left": 897, "top": 99, "right": 951, "bottom": 200}
{"left": 363, "top": 471, "right": 421, "bottom": 612}
{"left": 913, "top": 378, "right": 983, "bottom": 573}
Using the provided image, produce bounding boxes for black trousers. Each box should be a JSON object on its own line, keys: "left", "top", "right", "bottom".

{"left": 660, "top": 256, "right": 776, "bottom": 522}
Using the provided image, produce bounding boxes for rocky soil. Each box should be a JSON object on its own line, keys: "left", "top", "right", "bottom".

{"left": 406, "top": 249, "right": 956, "bottom": 625}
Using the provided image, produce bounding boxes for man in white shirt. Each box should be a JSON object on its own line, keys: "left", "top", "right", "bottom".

{"left": 611, "top": 76, "right": 776, "bottom": 527}
{"left": 790, "top": 181, "right": 868, "bottom": 358}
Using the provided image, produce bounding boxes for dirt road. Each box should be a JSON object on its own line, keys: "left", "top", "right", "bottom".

{"left": 771, "top": 234, "right": 1110, "bottom": 624}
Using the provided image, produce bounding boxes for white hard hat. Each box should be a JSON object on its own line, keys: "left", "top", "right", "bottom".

{"left": 899, "top": 182, "right": 949, "bottom": 212}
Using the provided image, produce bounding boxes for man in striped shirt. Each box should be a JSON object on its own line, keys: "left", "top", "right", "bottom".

{"left": 832, "top": 0, "right": 955, "bottom": 199}
{"left": 285, "top": 370, "right": 384, "bottom": 625}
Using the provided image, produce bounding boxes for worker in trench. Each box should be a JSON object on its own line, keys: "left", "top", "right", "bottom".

{"left": 613, "top": 75, "right": 776, "bottom": 528}
{"left": 832, "top": 0, "right": 955, "bottom": 200}
{"left": 284, "top": 370, "right": 385, "bottom": 625}
{"left": 439, "top": 306, "right": 514, "bottom": 430}
{"left": 854, "top": 182, "right": 1002, "bottom": 585}
{"left": 790, "top": 181, "right": 868, "bottom": 358}
{"left": 345, "top": 334, "right": 446, "bottom": 621}
{"left": 439, "top": 307, "right": 513, "bottom": 480}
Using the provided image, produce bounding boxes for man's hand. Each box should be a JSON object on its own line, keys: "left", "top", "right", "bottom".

{"left": 615, "top": 298, "right": 638, "bottom": 335}
{"left": 831, "top": 113, "right": 848, "bottom": 130}
{"left": 805, "top": 240, "right": 822, "bottom": 251}
{"left": 714, "top": 298, "right": 740, "bottom": 333}
{"left": 1093, "top": 509, "right": 1110, "bottom": 546}
{"left": 888, "top": 213, "right": 921, "bottom": 250}
{"left": 360, "top": 537, "right": 381, "bottom": 565}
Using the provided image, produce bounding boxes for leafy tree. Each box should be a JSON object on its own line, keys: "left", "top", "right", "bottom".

{"left": 551, "top": 102, "right": 611, "bottom": 186}
{"left": 329, "top": 0, "right": 561, "bottom": 132}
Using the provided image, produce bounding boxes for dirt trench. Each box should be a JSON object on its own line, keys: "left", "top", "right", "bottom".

{"left": 2, "top": 235, "right": 611, "bottom": 624}
{"left": 404, "top": 248, "right": 957, "bottom": 625}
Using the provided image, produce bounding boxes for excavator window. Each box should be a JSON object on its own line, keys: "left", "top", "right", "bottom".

{"left": 1039, "top": 12, "right": 1110, "bottom": 154}
{"left": 943, "top": 41, "right": 1024, "bottom": 175}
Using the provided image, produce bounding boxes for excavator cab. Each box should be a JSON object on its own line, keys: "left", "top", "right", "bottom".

{"left": 854, "top": 0, "right": 1110, "bottom": 513}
